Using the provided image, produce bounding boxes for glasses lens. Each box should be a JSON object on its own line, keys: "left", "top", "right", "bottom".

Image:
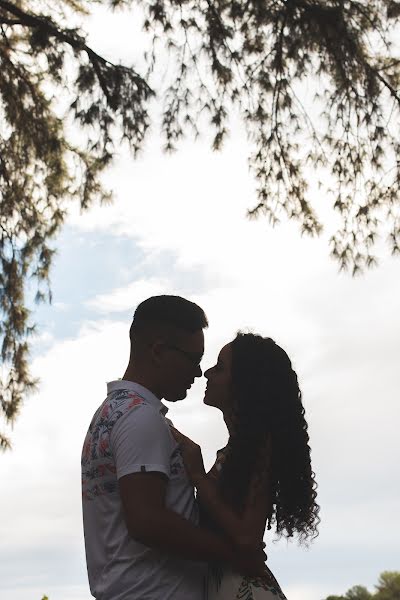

{"left": 168, "top": 345, "right": 201, "bottom": 367}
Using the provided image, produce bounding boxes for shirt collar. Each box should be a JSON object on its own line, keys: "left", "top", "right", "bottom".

{"left": 106, "top": 380, "right": 169, "bottom": 415}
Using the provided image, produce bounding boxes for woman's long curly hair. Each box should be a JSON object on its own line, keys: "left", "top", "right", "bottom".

{"left": 217, "top": 332, "right": 320, "bottom": 543}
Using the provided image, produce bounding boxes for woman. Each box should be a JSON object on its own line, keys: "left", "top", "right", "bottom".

{"left": 173, "top": 332, "right": 320, "bottom": 599}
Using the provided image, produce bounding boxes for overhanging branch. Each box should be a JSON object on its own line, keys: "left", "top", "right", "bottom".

{"left": 0, "top": 0, "right": 152, "bottom": 103}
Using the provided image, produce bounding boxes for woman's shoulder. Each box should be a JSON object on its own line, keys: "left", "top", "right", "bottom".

{"left": 207, "top": 446, "right": 229, "bottom": 478}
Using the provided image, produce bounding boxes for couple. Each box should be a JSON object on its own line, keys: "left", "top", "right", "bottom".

{"left": 81, "top": 295, "right": 319, "bottom": 599}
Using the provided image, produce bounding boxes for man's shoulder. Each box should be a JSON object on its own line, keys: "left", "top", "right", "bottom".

{"left": 108, "top": 388, "right": 147, "bottom": 413}
{"left": 88, "top": 389, "right": 148, "bottom": 431}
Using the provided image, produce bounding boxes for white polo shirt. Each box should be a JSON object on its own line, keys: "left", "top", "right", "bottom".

{"left": 81, "top": 380, "right": 206, "bottom": 599}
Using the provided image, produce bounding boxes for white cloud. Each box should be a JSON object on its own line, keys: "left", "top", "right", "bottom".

{"left": 85, "top": 277, "right": 171, "bottom": 312}
{"left": 53, "top": 301, "right": 69, "bottom": 311}
{"left": 67, "top": 136, "right": 330, "bottom": 285}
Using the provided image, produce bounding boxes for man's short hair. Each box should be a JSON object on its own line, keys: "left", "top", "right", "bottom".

{"left": 130, "top": 295, "right": 208, "bottom": 344}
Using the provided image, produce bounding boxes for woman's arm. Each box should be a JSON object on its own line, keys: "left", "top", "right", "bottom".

{"left": 172, "top": 428, "right": 270, "bottom": 548}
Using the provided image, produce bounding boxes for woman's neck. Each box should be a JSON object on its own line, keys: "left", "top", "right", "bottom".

{"left": 223, "top": 411, "right": 235, "bottom": 437}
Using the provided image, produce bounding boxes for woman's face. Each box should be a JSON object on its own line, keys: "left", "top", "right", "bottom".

{"left": 203, "top": 343, "right": 233, "bottom": 412}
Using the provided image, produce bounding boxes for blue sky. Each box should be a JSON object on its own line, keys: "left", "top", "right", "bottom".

{"left": 1, "top": 5, "right": 400, "bottom": 600}
{"left": 32, "top": 227, "right": 149, "bottom": 346}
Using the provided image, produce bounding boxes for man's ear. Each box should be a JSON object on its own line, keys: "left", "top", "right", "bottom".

{"left": 151, "top": 339, "right": 166, "bottom": 365}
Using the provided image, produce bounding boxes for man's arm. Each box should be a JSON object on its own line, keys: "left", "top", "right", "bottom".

{"left": 118, "top": 471, "right": 265, "bottom": 574}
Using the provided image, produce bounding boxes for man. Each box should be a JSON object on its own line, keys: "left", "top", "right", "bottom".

{"left": 81, "top": 295, "right": 263, "bottom": 599}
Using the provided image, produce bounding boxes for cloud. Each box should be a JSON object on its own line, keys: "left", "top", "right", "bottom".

{"left": 85, "top": 277, "right": 170, "bottom": 313}
{"left": 67, "top": 137, "right": 331, "bottom": 285}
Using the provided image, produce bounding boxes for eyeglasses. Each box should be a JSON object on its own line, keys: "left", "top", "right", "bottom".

{"left": 165, "top": 344, "right": 203, "bottom": 368}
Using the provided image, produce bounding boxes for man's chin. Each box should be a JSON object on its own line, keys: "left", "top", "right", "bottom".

{"left": 164, "top": 390, "right": 188, "bottom": 402}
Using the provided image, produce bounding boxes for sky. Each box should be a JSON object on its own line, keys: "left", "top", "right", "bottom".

{"left": 1, "top": 5, "right": 400, "bottom": 600}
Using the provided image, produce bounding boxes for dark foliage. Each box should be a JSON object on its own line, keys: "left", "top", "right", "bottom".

{"left": 1, "top": 0, "right": 400, "bottom": 447}
{"left": 0, "top": 0, "right": 153, "bottom": 448}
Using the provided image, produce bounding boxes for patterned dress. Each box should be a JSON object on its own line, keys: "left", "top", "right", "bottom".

{"left": 206, "top": 566, "right": 287, "bottom": 600}
{"left": 203, "top": 449, "right": 287, "bottom": 600}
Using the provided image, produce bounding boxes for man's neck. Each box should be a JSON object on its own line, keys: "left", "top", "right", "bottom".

{"left": 121, "top": 365, "right": 163, "bottom": 400}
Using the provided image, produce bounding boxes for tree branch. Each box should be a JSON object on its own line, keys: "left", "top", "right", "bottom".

{"left": 0, "top": 0, "right": 151, "bottom": 103}
{"left": 369, "top": 64, "right": 400, "bottom": 105}
{"left": 0, "top": 16, "right": 22, "bottom": 25}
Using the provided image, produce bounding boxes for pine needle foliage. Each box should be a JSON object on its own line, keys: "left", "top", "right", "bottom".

{"left": 1, "top": 0, "right": 400, "bottom": 448}
{"left": 0, "top": 0, "right": 153, "bottom": 449}
{"left": 136, "top": 0, "right": 400, "bottom": 272}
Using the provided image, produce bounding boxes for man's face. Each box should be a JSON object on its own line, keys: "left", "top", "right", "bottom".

{"left": 160, "top": 329, "right": 204, "bottom": 402}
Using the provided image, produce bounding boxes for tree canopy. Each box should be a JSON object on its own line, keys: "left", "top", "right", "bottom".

{"left": 1, "top": 0, "right": 400, "bottom": 447}
{"left": 323, "top": 572, "right": 400, "bottom": 600}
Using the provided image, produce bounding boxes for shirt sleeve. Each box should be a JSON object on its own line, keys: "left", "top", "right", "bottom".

{"left": 110, "top": 404, "right": 172, "bottom": 480}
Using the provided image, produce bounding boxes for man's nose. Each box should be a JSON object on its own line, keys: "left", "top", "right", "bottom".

{"left": 195, "top": 364, "right": 202, "bottom": 378}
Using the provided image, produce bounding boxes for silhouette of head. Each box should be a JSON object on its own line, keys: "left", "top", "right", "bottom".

{"left": 206, "top": 331, "right": 320, "bottom": 542}
{"left": 129, "top": 295, "right": 208, "bottom": 402}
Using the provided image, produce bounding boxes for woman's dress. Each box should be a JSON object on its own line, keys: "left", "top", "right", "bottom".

{"left": 203, "top": 448, "right": 287, "bottom": 600}
{"left": 206, "top": 565, "right": 287, "bottom": 600}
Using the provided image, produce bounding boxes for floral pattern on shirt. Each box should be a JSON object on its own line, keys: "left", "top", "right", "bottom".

{"left": 81, "top": 390, "right": 145, "bottom": 501}
{"left": 170, "top": 444, "right": 185, "bottom": 476}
